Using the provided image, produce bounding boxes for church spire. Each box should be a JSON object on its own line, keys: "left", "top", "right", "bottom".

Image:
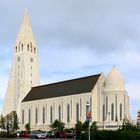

{"left": 15, "top": 10, "right": 36, "bottom": 47}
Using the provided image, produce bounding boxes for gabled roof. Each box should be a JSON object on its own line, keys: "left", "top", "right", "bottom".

{"left": 22, "top": 74, "right": 101, "bottom": 102}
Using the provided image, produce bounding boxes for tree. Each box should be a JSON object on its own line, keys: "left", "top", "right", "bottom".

{"left": 50, "top": 119, "right": 65, "bottom": 130}
{"left": 13, "top": 111, "right": 19, "bottom": 131}
{"left": 25, "top": 123, "right": 30, "bottom": 132}
{"left": 75, "top": 121, "right": 83, "bottom": 132}
{"left": 0, "top": 114, "right": 5, "bottom": 130}
{"left": 90, "top": 121, "right": 97, "bottom": 130}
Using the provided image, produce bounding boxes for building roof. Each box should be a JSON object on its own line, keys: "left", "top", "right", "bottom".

{"left": 22, "top": 74, "right": 101, "bottom": 102}
{"left": 105, "top": 66, "right": 126, "bottom": 91}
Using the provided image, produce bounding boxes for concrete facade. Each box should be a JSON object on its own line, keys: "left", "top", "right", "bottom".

{"left": 2, "top": 12, "right": 40, "bottom": 117}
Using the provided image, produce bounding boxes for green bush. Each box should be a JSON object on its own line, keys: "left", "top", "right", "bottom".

{"left": 81, "top": 130, "right": 140, "bottom": 140}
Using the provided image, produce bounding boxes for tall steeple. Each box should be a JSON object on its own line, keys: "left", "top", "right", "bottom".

{"left": 16, "top": 9, "right": 36, "bottom": 46}
{"left": 2, "top": 11, "right": 40, "bottom": 117}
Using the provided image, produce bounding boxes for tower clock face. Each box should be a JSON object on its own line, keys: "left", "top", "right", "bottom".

{"left": 30, "top": 57, "right": 33, "bottom": 62}
{"left": 17, "top": 56, "right": 20, "bottom": 62}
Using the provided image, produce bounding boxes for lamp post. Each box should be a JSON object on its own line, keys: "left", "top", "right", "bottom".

{"left": 86, "top": 102, "right": 91, "bottom": 140}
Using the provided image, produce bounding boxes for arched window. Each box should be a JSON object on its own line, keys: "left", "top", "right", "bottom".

{"left": 67, "top": 104, "right": 70, "bottom": 123}
{"left": 111, "top": 103, "right": 114, "bottom": 121}
{"left": 58, "top": 105, "right": 61, "bottom": 122}
{"left": 86, "top": 101, "right": 90, "bottom": 120}
{"left": 22, "top": 109, "right": 24, "bottom": 125}
{"left": 27, "top": 44, "right": 29, "bottom": 51}
{"left": 28, "top": 109, "right": 31, "bottom": 123}
{"left": 106, "top": 97, "right": 108, "bottom": 116}
{"left": 43, "top": 107, "right": 45, "bottom": 124}
{"left": 80, "top": 99, "right": 82, "bottom": 118}
{"left": 30, "top": 43, "right": 32, "bottom": 52}
{"left": 35, "top": 108, "right": 38, "bottom": 124}
{"left": 15, "top": 46, "right": 17, "bottom": 53}
{"left": 76, "top": 103, "right": 79, "bottom": 122}
{"left": 120, "top": 103, "right": 122, "bottom": 121}
{"left": 103, "top": 104, "right": 105, "bottom": 121}
{"left": 34, "top": 47, "right": 36, "bottom": 53}
{"left": 22, "top": 44, "right": 23, "bottom": 50}
{"left": 50, "top": 106, "right": 53, "bottom": 124}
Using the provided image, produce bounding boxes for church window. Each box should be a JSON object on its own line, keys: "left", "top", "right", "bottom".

{"left": 50, "top": 106, "right": 53, "bottom": 124}
{"left": 106, "top": 97, "right": 108, "bottom": 116}
{"left": 76, "top": 103, "right": 79, "bottom": 122}
{"left": 103, "top": 104, "right": 105, "bottom": 121}
{"left": 86, "top": 101, "right": 89, "bottom": 120}
{"left": 120, "top": 103, "right": 122, "bottom": 121}
{"left": 15, "top": 46, "right": 17, "bottom": 53}
{"left": 35, "top": 108, "right": 38, "bottom": 124}
{"left": 27, "top": 44, "right": 29, "bottom": 51}
{"left": 43, "top": 107, "right": 45, "bottom": 124}
{"left": 71, "top": 100, "right": 72, "bottom": 118}
{"left": 22, "top": 109, "right": 24, "bottom": 125}
{"left": 30, "top": 43, "right": 32, "bottom": 52}
{"left": 80, "top": 99, "right": 82, "bottom": 118}
{"left": 22, "top": 44, "right": 23, "bottom": 50}
{"left": 111, "top": 103, "right": 114, "bottom": 121}
{"left": 29, "top": 109, "right": 31, "bottom": 123}
{"left": 34, "top": 47, "right": 36, "bottom": 53}
{"left": 67, "top": 104, "right": 70, "bottom": 123}
{"left": 58, "top": 105, "right": 61, "bottom": 122}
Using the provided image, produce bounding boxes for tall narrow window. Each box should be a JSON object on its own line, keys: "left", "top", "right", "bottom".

{"left": 58, "top": 105, "right": 61, "bottom": 122}
{"left": 28, "top": 109, "right": 31, "bottom": 123}
{"left": 120, "top": 103, "right": 122, "bottom": 121}
{"left": 106, "top": 97, "right": 108, "bottom": 116}
{"left": 22, "top": 109, "right": 24, "bottom": 125}
{"left": 27, "top": 44, "right": 29, "bottom": 51}
{"left": 30, "top": 43, "right": 32, "bottom": 52}
{"left": 86, "top": 101, "right": 90, "bottom": 119}
{"left": 22, "top": 44, "right": 23, "bottom": 50}
{"left": 80, "top": 99, "right": 82, "bottom": 118}
{"left": 76, "top": 103, "right": 79, "bottom": 122}
{"left": 43, "top": 107, "right": 45, "bottom": 124}
{"left": 15, "top": 46, "right": 17, "bottom": 53}
{"left": 50, "top": 106, "right": 53, "bottom": 124}
{"left": 103, "top": 104, "right": 105, "bottom": 121}
{"left": 111, "top": 103, "right": 114, "bottom": 121}
{"left": 34, "top": 47, "right": 36, "bottom": 53}
{"left": 35, "top": 108, "right": 38, "bottom": 124}
{"left": 67, "top": 104, "right": 70, "bottom": 123}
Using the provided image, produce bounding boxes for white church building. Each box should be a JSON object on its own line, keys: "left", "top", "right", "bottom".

{"left": 3, "top": 12, "right": 131, "bottom": 130}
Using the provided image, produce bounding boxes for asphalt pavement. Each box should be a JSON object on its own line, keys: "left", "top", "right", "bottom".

{"left": 0, "top": 138, "right": 75, "bottom": 140}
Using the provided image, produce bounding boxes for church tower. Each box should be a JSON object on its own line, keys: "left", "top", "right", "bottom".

{"left": 2, "top": 11, "right": 40, "bottom": 117}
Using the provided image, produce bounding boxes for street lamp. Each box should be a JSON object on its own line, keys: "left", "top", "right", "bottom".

{"left": 86, "top": 102, "right": 91, "bottom": 140}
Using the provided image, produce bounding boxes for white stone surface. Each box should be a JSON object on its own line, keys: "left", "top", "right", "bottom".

{"left": 2, "top": 11, "right": 40, "bottom": 118}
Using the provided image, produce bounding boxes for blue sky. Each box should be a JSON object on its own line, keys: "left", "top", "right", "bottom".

{"left": 0, "top": 0, "right": 140, "bottom": 120}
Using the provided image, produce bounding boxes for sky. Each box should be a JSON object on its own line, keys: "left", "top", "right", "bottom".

{"left": 0, "top": 0, "right": 140, "bottom": 120}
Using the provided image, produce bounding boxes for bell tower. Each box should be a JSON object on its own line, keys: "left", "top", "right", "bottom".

{"left": 2, "top": 11, "right": 40, "bottom": 117}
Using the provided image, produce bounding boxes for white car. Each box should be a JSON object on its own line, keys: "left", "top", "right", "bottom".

{"left": 30, "top": 130, "right": 47, "bottom": 139}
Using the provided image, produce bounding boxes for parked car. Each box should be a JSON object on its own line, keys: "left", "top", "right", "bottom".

{"left": 17, "top": 131, "right": 31, "bottom": 138}
{"left": 30, "top": 130, "right": 47, "bottom": 139}
{"left": 59, "top": 131, "right": 67, "bottom": 138}
{"left": 66, "top": 130, "right": 76, "bottom": 138}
